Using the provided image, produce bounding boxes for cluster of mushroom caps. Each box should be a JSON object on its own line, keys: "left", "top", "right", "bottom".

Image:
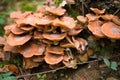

{"left": 1, "top": 5, "right": 91, "bottom": 69}
{"left": 77, "top": 8, "right": 120, "bottom": 40}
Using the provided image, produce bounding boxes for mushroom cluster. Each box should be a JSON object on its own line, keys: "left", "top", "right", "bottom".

{"left": 2, "top": 5, "right": 89, "bottom": 69}
{"left": 77, "top": 8, "right": 120, "bottom": 40}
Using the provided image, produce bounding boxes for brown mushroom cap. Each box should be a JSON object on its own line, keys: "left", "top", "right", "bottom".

{"left": 23, "top": 58, "right": 39, "bottom": 69}
{"left": 86, "top": 13, "right": 100, "bottom": 21}
{"left": 16, "top": 14, "right": 38, "bottom": 26}
{"left": 36, "top": 15, "right": 56, "bottom": 25}
{"left": 52, "top": 16, "right": 76, "bottom": 29}
{"left": 34, "top": 31, "right": 44, "bottom": 40}
{"left": 4, "top": 24, "right": 14, "bottom": 35}
{"left": 10, "top": 11, "right": 22, "bottom": 19}
{"left": 46, "top": 6, "right": 66, "bottom": 16}
{"left": 20, "top": 25, "right": 34, "bottom": 31}
{"left": 3, "top": 43, "right": 18, "bottom": 53}
{"left": 112, "top": 16, "right": 120, "bottom": 25}
{"left": 101, "top": 14, "right": 113, "bottom": 21}
{"left": 77, "top": 15, "right": 88, "bottom": 24}
{"left": 7, "top": 33, "right": 32, "bottom": 46}
{"left": 44, "top": 52, "right": 63, "bottom": 65}
{"left": 90, "top": 8, "right": 106, "bottom": 15}
{"left": 88, "top": 20, "right": 105, "bottom": 38}
{"left": 19, "top": 42, "right": 45, "bottom": 58}
{"left": 32, "top": 56, "right": 44, "bottom": 63}
{"left": 43, "top": 33, "right": 67, "bottom": 41}
{"left": 0, "top": 37, "right": 6, "bottom": 46}
{"left": 46, "top": 46, "right": 64, "bottom": 55}
{"left": 68, "top": 24, "right": 83, "bottom": 36}
{"left": 101, "top": 22, "right": 120, "bottom": 39}
{"left": 11, "top": 24, "right": 26, "bottom": 35}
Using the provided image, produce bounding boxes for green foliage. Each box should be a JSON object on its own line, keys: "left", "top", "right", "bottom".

{"left": 0, "top": 72, "right": 16, "bottom": 80}
{"left": 67, "top": 9, "right": 79, "bottom": 19}
{"left": 103, "top": 57, "right": 118, "bottom": 70}
{"left": 55, "top": 0, "right": 63, "bottom": 6}
{"left": 37, "top": 74, "right": 47, "bottom": 80}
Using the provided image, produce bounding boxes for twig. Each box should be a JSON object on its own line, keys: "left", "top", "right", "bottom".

{"left": 16, "top": 59, "right": 99, "bottom": 79}
{"left": 113, "top": 8, "right": 120, "bottom": 15}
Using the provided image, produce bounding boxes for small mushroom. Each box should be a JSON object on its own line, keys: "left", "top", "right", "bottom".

{"left": 52, "top": 16, "right": 76, "bottom": 29}
{"left": 112, "top": 16, "right": 120, "bottom": 25}
{"left": 23, "top": 58, "right": 39, "bottom": 69}
{"left": 44, "top": 52, "right": 63, "bottom": 65}
{"left": 11, "top": 24, "right": 26, "bottom": 35}
{"left": 46, "top": 6, "right": 66, "bottom": 16}
{"left": 68, "top": 24, "right": 84, "bottom": 36}
{"left": 16, "top": 14, "right": 38, "bottom": 26}
{"left": 88, "top": 20, "right": 105, "bottom": 38}
{"left": 19, "top": 42, "right": 45, "bottom": 58}
{"left": 101, "top": 22, "right": 120, "bottom": 39}
{"left": 4, "top": 24, "right": 14, "bottom": 35}
{"left": 100, "top": 14, "right": 113, "bottom": 21}
{"left": 10, "top": 11, "right": 22, "bottom": 19}
{"left": 43, "top": 33, "right": 67, "bottom": 41}
{"left": 7, "top": 33, "right": 32, "bottom": 46}
{"left": 77, "top": 15, "right": 88, "bottom": 24}
{"left": 20, "top": 25, "right": 34, "bottom": 31}
{"left": 90, "top": 8, "right": 106, "bottom": 15}
{"left": 46, "top": 46, "right": 64, "bottom": 55}
{"left": 86, "top": 13, "right": 100, "bottom": 22}
{"left": 3, "top": 43, "right": 19, "bottom": 53}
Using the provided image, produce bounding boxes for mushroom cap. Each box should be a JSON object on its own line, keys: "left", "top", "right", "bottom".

{"left": 112, "top": 16, "right": 120, "bottom": 25}
{"left": 7, "top": 33, "right": 32, "bottom": 46}
{"left": 10, "top": 11, "right": 22, "bottom": 19}
{"left": 19, "top": 42, "right": 45, "bottom": 58}
{"left": 101, "top": 14, "right": 113, "bottom": 21}
{"left": 32, "top": 56, "right": 44, "bottom": 63}
{"left": 34, "top": 31, "right": 44, "bottom": 40}
{"left": 36, "top": 15, "right": 56, "bottom": 25}
{"left": 46, "top": 6, "right": 66, "bottom": 16}
{"left": 23, "top": 58, "right": 39, "bottom": 69}
{"left": 88, "top": 20, "right": 105, "bottom": 38}
{"left": 44, "top": 52, "right": 63, "bottom": 65}
{"left": 0, "top": 36, "right": 6, "bottom": 46}
{"left": 68, "top": 24, "right": 83, "bottom": 36}
{"left": 77, "top": 15, "right": 88, "bottom": 24}
{"left": 11, "top": 24, "right": 26, "bottom": 35}
{"left": 60, "top": 40, "right": 75, "bottom": 48}
{"left": 20, "top": 25, "right": 34, "bottom": 31}
{"left": 86, "top": 13, "right": 100, "bottom": 21}
{"left": 43, "top": 33, "right": 67, "bottom": 41}
{"left": 46, "top": 46, "right": 64, "bottom": 55}
{"left": 3, "top": 43, "right": 19, "bottom": 53}
{"left": 4, "top": 24, "right": 14, "bottom": 35}
{"left": 101, "top": 22, "right": 120, "bottom": 39}
{"left": 52, "top": 16, "right": 76, "bottom": 29}
{"left": 90, "top": 8, "right": 106, "bottom": 15}
{"left": 16, "top": 14, "right": 38, "bottom": 26}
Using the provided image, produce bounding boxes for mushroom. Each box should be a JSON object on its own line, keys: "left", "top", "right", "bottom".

{"left": 34, "top": 31, "right": 44, "bottom": 40}
{"left": 32, "top": 55, "right": 44, "bottom": 63}
{"left": 20, "top": 25, "right": 34, "bottom": 31}
{"left": 88, "top": 20, "right": 105, "bottom": 38}
{"left": 10, "top": 11, "right": 22, "bottom": 19}
{"left": 46, "top": 46, "right": 64, "bottom": 55}
{"left": 4, "top": 24, "right": 14, "bottom": 35}
{"left": 52, "top": 16, "right": 77, "bottom": 30}
{"left": 11, "top": 24, "right": 26, "bottom": 35}
{"left": 3, "top": 43, "right": 19, "bottom": 53}
{"left": 19, "top": 42, "right": 45, "bottom": 58}
{"left": 46, "top": 6, "right": 66, "bottom": 16}
{"left": 90, "top": 8, "right": 106, "bottom": 15}
{"left": 100, "top": 14, "right": 113, "bottom": 21}
{"left": 101, "top": 22, "right": 120, "bottom": 39}
{"left": 68, "top": 24, "right": 84, "bottom": 36}
{"left": 7, "top": 33, "right": 32, "bottom": 46}
{"left": 86, "top": 13, "right": 100, "bottom": 21}
{"left": 77, "top": 15, "right": 88, "bottom": 24}
{"left": 16, "top": 14, "right": 38, "bottom": 26}
{"left": 42, "top": 33, "right": 67, "bottom": 41}
{"left": 112, "top": 16, "right": 120, "bottom": 25}
{"left": 36, "top": 15, "right": 56, "bottom": 26}
{"left": 44, "top": 52, "right": 63, "bottom": 65}
{"left": 23, "top": 58, "right": 39, "bottom": 69}
{"left": 0, "top": 36, "right": 6, "bottom": 46}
